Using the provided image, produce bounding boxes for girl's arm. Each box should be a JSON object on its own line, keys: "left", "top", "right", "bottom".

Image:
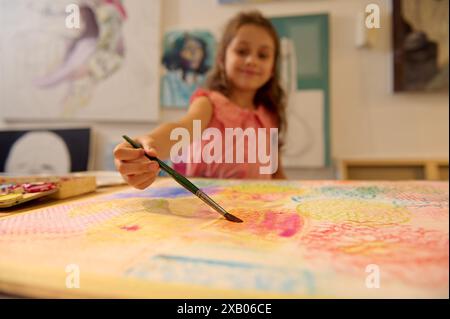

{"left": 136, "top": 96, "right": 213, "bottom": 159}
{"left": 272, "top": 152, "right": 287, "bottom": 179}
{"left": 114, "top": 97, "right": 213, "bottom": 189}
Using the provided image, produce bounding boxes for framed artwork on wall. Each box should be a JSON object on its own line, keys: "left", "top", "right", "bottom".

{"left": 160, "top": 30, "right": 216, "bottom": 109}
{"left": 0, "top": 0, "right": 161, "bottom": 122}
{"left": 393, "top": 0, "right": 448, "bottom": 92}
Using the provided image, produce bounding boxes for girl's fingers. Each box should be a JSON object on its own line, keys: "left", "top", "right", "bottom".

{"left": 113, "top": 138, "right": 160, "bottom": 189}
{"left": 113, "top": 143, "right": 145, "bottom": 161}
{"left": 126, "top": 158, "right": 160, "bottom": 172}
{"left": 139, "top": 137, "right": 158, "bottom": 157}
{"left": 140, "top": 142, "right": 158, "bottom": 158}
{"left": 117, "top": 160, "right": 159, "bottom": 176}
{"left": 134, "top": 175, "right": 157, "bottom": 190}
{"left": 145, "top": 148, "right": 158, "bottom": 158}
{"left": 127, "top": 172, "right": 157, "bottom": 189}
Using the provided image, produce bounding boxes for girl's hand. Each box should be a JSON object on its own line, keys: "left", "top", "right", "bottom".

{"left": 113, "top": 136, "right": 160, "bottom": 189}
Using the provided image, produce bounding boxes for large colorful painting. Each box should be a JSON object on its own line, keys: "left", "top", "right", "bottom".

{"left": 0, "top": 0, "right": 160, "bottom": 121}
{"left": 0, "top": 178, "right": 448, "bottom": 298}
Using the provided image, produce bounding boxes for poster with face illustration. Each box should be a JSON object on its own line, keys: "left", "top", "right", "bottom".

{"left": 0, "top": 128, "right": 91, "bottom": 174}
{"left": 160, "top": 31, "right": 216, "bottom": 108}
{"left": 0, "top": 0, "right": 160, "bottom": 122}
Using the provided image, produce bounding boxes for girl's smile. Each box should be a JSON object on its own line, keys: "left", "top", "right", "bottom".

{"left": 239, "top": 68, "right": 262, "bottom": 76}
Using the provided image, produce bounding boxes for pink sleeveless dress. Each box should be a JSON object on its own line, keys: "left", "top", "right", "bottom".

{"left": 180, "top": 89, "right": 279, "bottom": 180}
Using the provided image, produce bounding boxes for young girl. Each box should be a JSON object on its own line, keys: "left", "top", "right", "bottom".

{"left": 114, "top": 11, "right": 287, "bottom": 189}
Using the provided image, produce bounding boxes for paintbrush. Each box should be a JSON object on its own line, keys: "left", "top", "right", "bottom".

{"left": 122, "top": 135, "right": 243, "bottom": 223}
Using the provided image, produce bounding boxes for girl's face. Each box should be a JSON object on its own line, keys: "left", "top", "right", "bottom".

{"left": 224, "top": 24, "right": 275, "bottom": 93}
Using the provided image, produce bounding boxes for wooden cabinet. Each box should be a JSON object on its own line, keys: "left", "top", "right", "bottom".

{"left": 338, "top": 159, "right": 449, "bottom": 181}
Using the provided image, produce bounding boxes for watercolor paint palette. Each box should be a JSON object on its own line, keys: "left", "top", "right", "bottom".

{"left": 0, "top": 175, "right": 96, "bottom": 209}
{"left": 0, "top": 187, "right": 58, "bottom": 208}
{"left": 0, "top": 175, "right": 96, "bottom": 200}
{"left": 0, "top": 182, "right": 58, "bottom": 208}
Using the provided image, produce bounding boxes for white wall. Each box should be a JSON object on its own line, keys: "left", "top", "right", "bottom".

{"left": 1, "top": 0, "right": 448, "bottom": 177}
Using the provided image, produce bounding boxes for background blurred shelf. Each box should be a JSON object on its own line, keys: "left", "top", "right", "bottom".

{"left": 338, "top": 158, "right": 449, "bottom": 181}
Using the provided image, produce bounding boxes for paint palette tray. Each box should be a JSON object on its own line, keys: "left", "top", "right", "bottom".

{"left": 0, "top": 175, "right": 97, "bottom": 200}
{"left": 0, "top": 188, "right": 58, "bottom": 208}
{"left": 0, "top": 176, "right": 97, "bottom": 209}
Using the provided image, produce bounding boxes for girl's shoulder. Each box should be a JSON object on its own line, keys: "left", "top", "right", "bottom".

{"left": 190, "top": 88, "right": 278, "bottom": 129}
{"left": 189, "top": 88, "right": 226, "bottom": 105}
{"left": 189, "top": 88, "right": 238, "bottom": 118}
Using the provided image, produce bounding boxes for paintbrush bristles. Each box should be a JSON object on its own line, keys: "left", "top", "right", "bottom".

{"left": 224, "top": 213, "right": 244, "bottom": 223}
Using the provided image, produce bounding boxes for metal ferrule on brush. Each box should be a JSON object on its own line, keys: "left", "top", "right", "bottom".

{"left": 195, "top": 190, "right": 227, "bottom": 217}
